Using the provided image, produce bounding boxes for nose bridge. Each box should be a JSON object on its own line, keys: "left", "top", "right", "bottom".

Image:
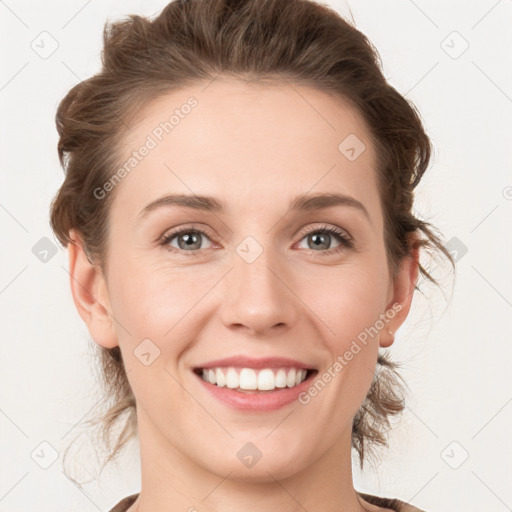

{"left": 219, "top": 236, "right": 296, "bottom": 335}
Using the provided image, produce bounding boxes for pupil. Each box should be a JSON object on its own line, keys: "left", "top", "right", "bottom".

{"left": 180, "top": 233, "right": 200, "bottom": 249}
{"left": 311, "top": 233, "right": 329, "bottom": 249}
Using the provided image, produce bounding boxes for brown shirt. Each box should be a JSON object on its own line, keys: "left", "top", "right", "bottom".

{"left": 109, "top": 492, "right": 426, "bottom": 511}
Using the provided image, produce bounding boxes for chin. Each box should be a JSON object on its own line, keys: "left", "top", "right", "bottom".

{"left": 191, "top": 434, "right": 312, "bottom": 483}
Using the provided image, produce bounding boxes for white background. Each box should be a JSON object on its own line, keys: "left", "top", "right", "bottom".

{"left": 1, "top": 0, "right": 511, "bottom": 511}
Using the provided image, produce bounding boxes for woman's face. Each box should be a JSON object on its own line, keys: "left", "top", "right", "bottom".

{"left": 78, "top": 77, "right": 416, "bottom": 481}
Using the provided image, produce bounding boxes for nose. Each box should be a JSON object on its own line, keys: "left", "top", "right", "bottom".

{"left": 218, "top": 247, "right": 298, "bottom": 337}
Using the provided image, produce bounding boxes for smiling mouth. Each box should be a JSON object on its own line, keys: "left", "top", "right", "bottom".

{"left": 193, "top": 366, "right": 317, "bottom": 393}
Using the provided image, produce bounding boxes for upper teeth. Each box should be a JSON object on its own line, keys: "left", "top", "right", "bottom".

{"left": 201, "top": 367, "right": 308, "bottom": 391}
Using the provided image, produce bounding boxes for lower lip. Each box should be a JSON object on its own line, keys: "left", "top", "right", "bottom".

{"left": 194, "top": 371, "right": 317, "bottom": 411}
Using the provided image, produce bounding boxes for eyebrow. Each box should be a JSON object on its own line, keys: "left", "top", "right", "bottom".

{"left": 138, "top": 192, "right": 370, "bottom": 222}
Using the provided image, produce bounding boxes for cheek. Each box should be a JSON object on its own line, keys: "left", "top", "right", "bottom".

{"left": 314, "top": 263, "right": 387, "bottom": 401}
{"left": 300, "top": 272, "right": 385, "bottom": 429}
{"left": 321, "top": 264, "right": 388, "bottom": 338}
{"left": 107, "top": 255, "right": 217, "bottom": 353}
{"left": 107, "top": 262, "right": 200, "bottom": 408}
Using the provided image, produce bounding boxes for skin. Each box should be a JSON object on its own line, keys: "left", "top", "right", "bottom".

{"left": 68, "top": 77, "right": 419, "bottom": 512}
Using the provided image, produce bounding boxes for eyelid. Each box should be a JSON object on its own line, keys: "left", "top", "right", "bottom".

{"left": 295, "top": 223, "right": 352, "bottom": 242}
{"left": 158, "top": 223, "right": 215, "bottom": 244}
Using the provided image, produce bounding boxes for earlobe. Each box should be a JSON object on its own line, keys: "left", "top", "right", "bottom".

{"left": 379, "top": 236, "right": 420, "bottom": 348}
{"left": 67, "top": 229, "right": 119, "bottom": 349}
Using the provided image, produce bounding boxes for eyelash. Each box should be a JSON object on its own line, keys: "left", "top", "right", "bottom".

{"left": 159, "top": 224, "right": 354, "bottom": 257}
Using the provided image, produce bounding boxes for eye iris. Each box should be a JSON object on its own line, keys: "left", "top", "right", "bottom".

{"left": 309, "top": 232, "right": 330, "bottom": 250}
{"left": 178, "top": 232, "right": 201, "bottom": 250}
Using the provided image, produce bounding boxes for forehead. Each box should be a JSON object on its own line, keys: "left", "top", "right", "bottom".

{"left": 114, "top": 77, "right": 382, "bottom": 225}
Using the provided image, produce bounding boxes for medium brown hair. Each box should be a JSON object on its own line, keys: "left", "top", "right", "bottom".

{"left": 50, "top": 0, "right": 455, "bottom": 480}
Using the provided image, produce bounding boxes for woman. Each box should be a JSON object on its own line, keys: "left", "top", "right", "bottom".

{"left": 50, "top": 0, "right": 454, "bottom": 510}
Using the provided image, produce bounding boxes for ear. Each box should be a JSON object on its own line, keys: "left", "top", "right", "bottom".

{"left": 379, "top": 233, "right": 420, "bottom": 348}
{"left": 67, "top": 229, "right": 119, "bottom": 349}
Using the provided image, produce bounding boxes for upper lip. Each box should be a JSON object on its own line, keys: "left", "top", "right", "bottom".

{"left": 194, "top": 356, "right": 316, "bottom": 370}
